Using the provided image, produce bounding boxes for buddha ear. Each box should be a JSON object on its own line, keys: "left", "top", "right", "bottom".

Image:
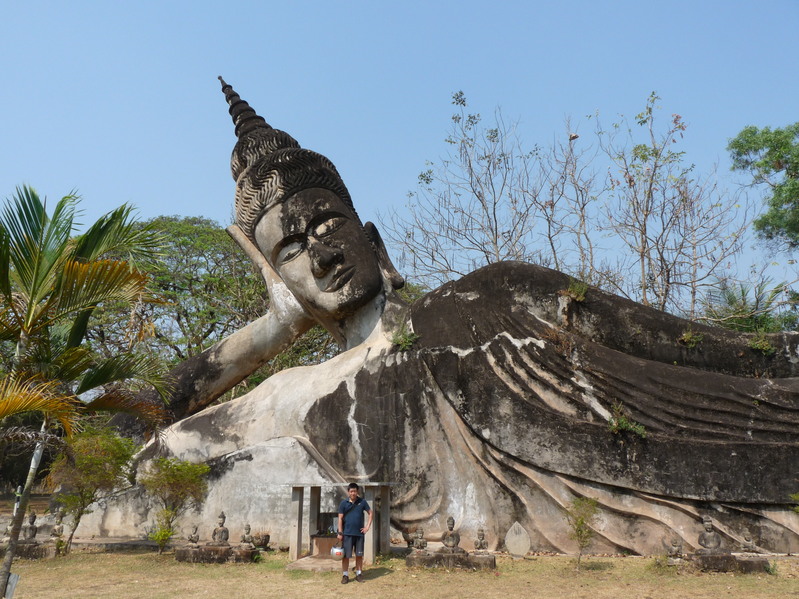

{"left": 364, "top": 222, "right": 404, "bottom": 290}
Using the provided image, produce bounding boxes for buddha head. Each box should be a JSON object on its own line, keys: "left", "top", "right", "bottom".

{"left": 702, "top": 515, "right": 713, "bottom": 532}
{"left": 219, "top": 78, "right": 403, "bottom": 342}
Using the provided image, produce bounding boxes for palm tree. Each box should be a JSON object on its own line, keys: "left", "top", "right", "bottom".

{"left": 0, "top": 186, "right": 167, "bottom": 594}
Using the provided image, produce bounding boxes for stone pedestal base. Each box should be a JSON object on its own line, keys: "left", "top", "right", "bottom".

{"left": 693, "top": 553, "right": 769, "bottom": 573}
{"left": 406, "top": 552, "right": 496, "bottom": 570}
{"left": 0, "top": 542, "right": 56, "bottom": 560}
{"left": 174, "top": 544, "right": 259, "bottom": 563}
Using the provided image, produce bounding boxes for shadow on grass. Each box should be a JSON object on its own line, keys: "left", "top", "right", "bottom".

{"left": 576, "top": 560, "right": 615, "bottom": 572}
{"left": 362, "top": 566, "right": 393, "bottom": 580}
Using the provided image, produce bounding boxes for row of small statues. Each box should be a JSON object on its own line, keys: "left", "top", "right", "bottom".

{"left": 2, "top": 510, "right": 65, "bottom": 546}
{"left": 410, "top": 516, "right": 489, "bottom": 556}
{"left": 666, "top": 516, "right": 759, "bottom": 558}
{"left": 186, "top": 511, "right": 269, "bottom": 548}
{"left": 409, "top": 515, "right": 762, "bottom": 557}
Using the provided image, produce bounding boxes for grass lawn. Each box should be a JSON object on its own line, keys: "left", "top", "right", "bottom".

{"left": 8, "top": 550, "right": 799, "bottom": 599}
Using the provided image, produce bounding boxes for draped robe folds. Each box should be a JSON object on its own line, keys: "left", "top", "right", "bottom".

{"left": 86, "top": 262, "right": 799, "bottom": 554}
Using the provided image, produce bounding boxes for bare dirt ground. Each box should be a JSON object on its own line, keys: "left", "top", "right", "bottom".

{"left": 7, "top": 550, "right": 799, "bottom": 599}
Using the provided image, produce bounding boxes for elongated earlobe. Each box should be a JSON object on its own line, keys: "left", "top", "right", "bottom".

{"left": 364, "top": 222, "right": 404, "bottom": 290}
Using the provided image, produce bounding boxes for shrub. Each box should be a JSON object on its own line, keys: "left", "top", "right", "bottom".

{"left": 48, "top": 426, "right": 138, "bottom": 553}
{"left": 565, "top": 497, "right": 599, "bottom": 571}
{"left": 148, "top": 509, "right": 177, "bottom": 554}
{"left": 139, "top": 457, "right": 210, "bottom": 552}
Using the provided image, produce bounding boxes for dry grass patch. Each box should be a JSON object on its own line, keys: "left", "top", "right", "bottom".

{"left": 8, "top": 551, "right": 799, "bottom": 599}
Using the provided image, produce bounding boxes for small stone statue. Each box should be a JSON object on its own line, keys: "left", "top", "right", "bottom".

{"left": 666, "top": 536, "right": 683, "bottom": 558}
{"left": 473, "top": 528, "right": 489, "bottom": 554}
{"left": 412, "top": 528, "right": 428, "bottom": 554}
{"left": 208, "top": 511, "right": 229, "bottom": 546}
{"left": 742, "top": 533, "right": 757, "bottom": 553}
{"left": 187, "top": 525, "right": 200, "bottom": 544}
{"left": 240, "top": 523, "right": 254, "bottom": 547}
{"left": 21, "top": 510, "right": 38, "bottom": 542}
{"left": 50, "top": 509, "right": 65, "bottom": 539}
{"left": 438, "top": 516, "right": 466, "bottom": 554}
{"left": 697, "top": 516, "right": 723, "bottom": 554}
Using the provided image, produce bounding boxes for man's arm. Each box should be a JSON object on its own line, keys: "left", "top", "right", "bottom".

{"left": 337, "top": 511, "right": 344, "bottom": 541}
{"left": 361, "top": 508, "right": 374, "bottom": 534}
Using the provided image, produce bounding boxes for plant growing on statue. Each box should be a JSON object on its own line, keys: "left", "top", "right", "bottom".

{"left": 678, "top": 329, "right": 703, "bottom": 349}
{"left": 748, "top": 332, "right": 776, "bottom": 356}
{"left": 561, "top": 278, "right": 588, "bottom": 302}
{"left": 565, "top": 496, "right": 599, "bottom": 571}
{"left": 391, "top": 322, "right": 420, "bottom": 351}
{"left": 608, "top": 401, "right": 647, "bottom": 439}
{"left": 139, "top": 457, "right": 210, "bottom": 551}
{"left": 47, "top": 426, "right": 138, "bottom": 553}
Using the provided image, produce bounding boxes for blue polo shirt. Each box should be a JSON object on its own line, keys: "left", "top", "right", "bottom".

{"left": 338, "top": 497, "right": 371, "bottom": 537}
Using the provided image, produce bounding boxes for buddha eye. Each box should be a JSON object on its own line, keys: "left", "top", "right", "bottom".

{"left": 276, "top": 241, "right": 303, "bottom": 265}
{"left": 313, "top": 216, "right": 347, "bottom": 238}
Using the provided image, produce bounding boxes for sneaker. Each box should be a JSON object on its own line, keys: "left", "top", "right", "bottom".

{"left": 356, "top": 573, "right": 364, "bottom": 583}
{"left": 341, "top": 575, "right": 349, "bottom": 584}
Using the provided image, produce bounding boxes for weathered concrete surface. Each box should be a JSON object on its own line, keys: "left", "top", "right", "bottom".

{"left": 405, "top": 552, "right": 496, "bottom": 570}
{"left": 83, "top": 262, "right": 799, "bottom": 555}
{"left": 693, "top": 553, "right": 770, "bottom": 573}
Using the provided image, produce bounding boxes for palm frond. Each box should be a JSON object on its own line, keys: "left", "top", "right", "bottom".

{"left": 83, "top": 389, "right": 167, "bottom": 429}
{"left": 0, "top": 425, "right": 68, "bottom": 452}
{"left": 2, "top": 187, "right": 76, "bottom": 314}
{"left": 75, "top": 352, "right": 170, "bottom": 400}
{"left": 46, "top": 346, "right": 95, "bottom": 383}
{"left": 72, "top": 204, "right": 164, "bottom": 267}
{"left": 0, "top": 375, "right": 79, "bottom": 435}
{"left": 0, "top": 307, "right": 22, "bottom": 341}
{"left": 46, "top": 259, "right": 150, "bottom": 329}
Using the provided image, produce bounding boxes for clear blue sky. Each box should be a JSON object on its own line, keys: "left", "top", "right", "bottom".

{"left": 2, "top": 1, "right": 796, "bottom": 265}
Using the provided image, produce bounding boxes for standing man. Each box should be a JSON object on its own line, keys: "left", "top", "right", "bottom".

{"left": 337, "top": 482, "right": 373, "bottom": 583}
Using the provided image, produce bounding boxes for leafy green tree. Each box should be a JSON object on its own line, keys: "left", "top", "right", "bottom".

{"left": 565, "top": 496, "right": 599, "bottom": 571}
{"left": 728, "top": 123, "right": 799, "bottom": 248}
{"left": 47, "top": 426, "right": 138, "bottom": 552}
{"left": 0, "top": 186, "right": 166, "bottom": 594}
{"left": 139, "top": 457, "right": 210, "bottom": 553}
{"left": 87, "top": 216, "right": 268, "bottom": 364}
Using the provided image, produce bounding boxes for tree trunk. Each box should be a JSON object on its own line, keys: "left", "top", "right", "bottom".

{"left": 0, "top": 424, "right": 46, "bottom": 596}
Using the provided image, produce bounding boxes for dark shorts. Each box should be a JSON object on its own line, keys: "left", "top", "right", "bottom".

{"left": 342, "top": 534, "right": 364, "bottom": 558}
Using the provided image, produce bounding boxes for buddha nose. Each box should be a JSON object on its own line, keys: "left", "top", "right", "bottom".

{"left": 308, "top": 238, "right": 343, "bottom": 278}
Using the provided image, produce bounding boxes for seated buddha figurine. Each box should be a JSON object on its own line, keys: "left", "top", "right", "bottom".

{"left": 438, "top": 516, "right": 466, "bottom": 554}
{"left": 697, "top": 516, "right": 723, "bottom": 555}
{"left": 208, "top": 511, "right": 229, "bottom": 546}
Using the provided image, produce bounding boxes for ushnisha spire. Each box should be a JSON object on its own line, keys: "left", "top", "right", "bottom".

{"left": 219, "top": 77, "right": 357, "bottom": 240}
{"left": 219, "top": 76, "right": 270, "bottom": 138}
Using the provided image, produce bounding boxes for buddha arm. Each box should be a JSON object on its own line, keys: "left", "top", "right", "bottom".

{"left": 124, "top": 226, "right": 313, "bottom": 424}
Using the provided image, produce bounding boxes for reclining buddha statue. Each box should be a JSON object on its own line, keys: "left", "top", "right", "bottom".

{"left": 85, "top": 79, "right": 799, "bottom": 555}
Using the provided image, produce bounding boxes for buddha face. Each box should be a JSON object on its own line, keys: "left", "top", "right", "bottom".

{"left": 254, "top": 188, "right": 383, "bottom": 324}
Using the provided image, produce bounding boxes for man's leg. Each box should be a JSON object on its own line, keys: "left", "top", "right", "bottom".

{"left": 354, "top": 536, "right": 365, "bottom": 582}
{"left": 341, "top": 535, "right": 354, "bottom": 584}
